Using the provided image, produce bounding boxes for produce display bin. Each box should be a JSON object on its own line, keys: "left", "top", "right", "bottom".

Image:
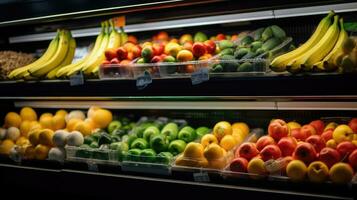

{"left": 65, "top": 146, "right": 120, "bottom": 165}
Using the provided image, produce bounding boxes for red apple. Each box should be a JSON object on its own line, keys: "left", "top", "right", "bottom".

{"left": 236, "top": 142, "right": 259, "bottom": 161}
{"left": 318, "top": 147, "right": 341, "bottom": 168}
{"left": 216, "top": 33, "right": 226, "bottom": 41}
{"left": 321, "top": 130, "right": 333, "bottom": 142}
{"left": 151, "top": 55, "right": 163, "bottom": 63}
{"left": 153, "top": 43, "right": 164, "bottom": 56}
{"left": 110, "top": 58, "right": 120, "bottom": 64}
{"left": 293, "top": 142, "right": 317, "bottom": 164}
{"left": 183, "top": 42, "right": 193, "bottom": 52}
{"left": 131, "top": 45, "right": 142, "bottom": 58}
{"left": 105, "top": 48, "right": 117, "bottom": 61}
{"left": 348, "top": 118, "right": 357, "bottom": 133}
{"left": 336, "top": 141, "right": 356, "bottom": 159}
{"left": 281, "top": 156, "right": 294, "bottom": 175}
{"left": 229, "top": 157, "right": 248, "bottom": 172}
{"left": 256, "top": 136, "right": 275, "bottom": 151}
{"left": 295, "top": 125, "right": 316, "bottom": 141}
{"left": 203, "top": 40, "right": 216, "bottom": 54}
{"left": 309, "top": 120, "right": 325, "bottom": 135}
{"left": 306, "top": 135, "right": 326, "bottom": 153}
{"left": 290, "top": 128, "right": 301, "bottom": 140}
{"left": 260, "top": 144, "right": 282, "bottom": 161}
{"left": 192, "top": 42, "right": 207, "bottom": 58}
{"left": 268, "top": 119, "right": 290, "bottom": 142}
{"left": 116, "top": 47, "right": 128, "bottom": 60}
{"left": 278, "top": 137, "right": 298, "bottom": 157}
{"left": 348, "top": 149, "right": 357, "bottom": 169}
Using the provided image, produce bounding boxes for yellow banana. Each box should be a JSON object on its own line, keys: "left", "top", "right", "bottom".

{"left": 47, "top": 34, "right": 76, "bottom": 79}
{"left": 120, "top": 27, "right": 128, "bottom": 46}
{"left": 287, "top": 15, "right": 339, "bottom": 72}
{"left": 314, "top": 18, "right": 348, "bottom": 71}
{"left": 270, "top": 11, "right": 334, "bottom": 72}
{"left": 29, "top": 30, "right": 70, "bottom": 77}
{"left": 81, "top": 25, "right": 110, "bottom": 75}
{"left": 63, "top": 22, "right": 107, "bottom": 77}
{"left": 85, "top": 21, "right": 121, "bottom": 75}
{"left": 8, "top": 32, "right": 60, "bottom": 79}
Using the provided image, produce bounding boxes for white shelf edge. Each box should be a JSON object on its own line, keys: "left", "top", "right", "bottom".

{"left": 277, "top": 102, "right": 357, "bottom": 111}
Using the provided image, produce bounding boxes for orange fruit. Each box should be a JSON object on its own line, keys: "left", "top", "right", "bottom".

{"left": 34, "top": 144, "right": 50, "bottom": 160}
{"left": 176, "top": 50, "right": 194, "bottom": 62}
{"left": 66, "top": 118, "right": 83, "bottom": 132}
{"left": 213, "top": 121, "right": 232, "bottom": 141}
{"left": 232, "top": 122, "right": 250, "bottom": 138}
{"left": 4, "top": 112, "right": 22, "bottom": 128}
{"left": 0, "top": 139, "right": 15, "bottom": 154}
{"left": 40, "top": 116, "right": 54, "bottom": 130}
{"left": 87, "top": 106, "right": 100, "bottom": 119}
{"left": 38, "top": 129, "right": 54, "bottom": 146}
{"left": 55, "top": 110, "right": 68, "bottom": 117}
{"left": 92, "top": 109, "right": 113, "bottom": 129}
{"left": 16, "top": 136, "right": 30, "bottom": 146}
{"left": 20, "top": 120, "right": 32, "bottom": 137}
{"left": 24, "top": 145, "right": 36, "bottom": 159}
{"left": 52, "top": 115, "right": 66, "bottom": 130}
{"left": 28, "top": 129, "right": 41, "bottom": 146}
{"left": 74, "top": 121, "right": 93, "bottom": 136}
{"left": 20, "top": 107, "right": 37, "bottom": 121}
{"left": 219, "top": 135, "right": 237, "bottom": 151}
{"left": 39, "top": 113, "right": 53, "bottom": 121}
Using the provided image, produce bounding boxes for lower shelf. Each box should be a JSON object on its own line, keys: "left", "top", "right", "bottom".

{"left": 0, "top": 161, "right": 355, "bottom": 200}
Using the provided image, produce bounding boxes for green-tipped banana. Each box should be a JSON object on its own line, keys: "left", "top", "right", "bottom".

{"left": 270, "top": 11, "right": 335, "bottom": 72}
{"left": 314, "top": 18, "right": 348, "bottom": 71}
{"left": 287, "top": 15, "right": 339, "bottom": 72}
{"left": 8, "top": 31, "right": 60, "bottom": 79}
{"left": 47, "top": 33, "right": 76, "bottom": 79}
{"left": 29, "top": 30, "right": 70, "bottom": 77}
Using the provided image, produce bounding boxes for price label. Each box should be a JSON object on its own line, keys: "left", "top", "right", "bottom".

{"left": 193, "top": 172, "right": 210, "bottom": 182}
{"left": 87, "top": 162, "right": 98, "bottom": 172}
{"left": 191, "top": 67, "right": 209, "bottom": 85}
{"left": 70, "top": 72, "right": 84, "bottom": 86}
{"left": 136, "top": 71, "right": 152, "bottom": 90}
{"left": 113, "top": 16, "right": 126, "bottom": 27}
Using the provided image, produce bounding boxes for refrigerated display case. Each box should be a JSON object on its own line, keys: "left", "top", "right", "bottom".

{"left": 0, "top": 1, "right": 357, "bottom": 199}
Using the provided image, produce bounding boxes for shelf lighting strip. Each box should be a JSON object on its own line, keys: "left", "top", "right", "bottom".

{"left": 13, "top": 101, "right": 357, "bottom": 110}
{"left": 8, "top": 2, "right": 357, "bottom": 44}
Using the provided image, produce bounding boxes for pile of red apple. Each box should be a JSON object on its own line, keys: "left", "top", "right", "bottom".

{"left": 229, "top": 118, "right": 357, "bottom": 184}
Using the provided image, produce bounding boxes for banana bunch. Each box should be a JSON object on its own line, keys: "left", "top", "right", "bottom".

{"left": 270, "top": 11, "right": 350, "bottom": 74}
{"left": 57, "top": 19, "right": 126, "bottom": 78}
{"left": 8, "top": 30, "right": 76, "bottom": 80}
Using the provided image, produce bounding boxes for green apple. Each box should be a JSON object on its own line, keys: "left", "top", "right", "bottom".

{"left": 132, "top": 123, "right": 153, "bottom": 138}
{"left": 90, "top": 141, "right": 99, "bottom": 148}
{"left": 150, "top": 134, "right": 169, "bottom": 152}
{"left": 111, "top": 129, "right": 126, "bottom": 137}
{"left": 127, "top": 133, "right": 138, "bottom": 147}
{"left": 161, "top": 122, "right": 178, "bottom": 141}
{"left": 130, "top": 138, "right": 149, "bottom": 149}
{"left": 110, "top": 142, "right": 129, "bottom": 152}
{"left": 126, "top": 148, "right": 141, "bottom": 161}
{"left": 140, "top": 149, "right": 157, "bottom": 163}
{"left": 157, "top": 152, "right": 174, "bottom": 164}
{"left": 168, "top": 139, "right": 187, "bottom": 155}
{"left": 143, "top": 126, "right": 160, "bottom": 142}
{"left": 107, "top": 120, "right": 122, "bottom": 134}
{"left": 196, "top": 126, "right": 211, "bottom": 138}
{"left": 84, "top": 136, "right": 95, "bottom": 145}
{"left": 178, "top": 126, "right": 197, "bottom": 142}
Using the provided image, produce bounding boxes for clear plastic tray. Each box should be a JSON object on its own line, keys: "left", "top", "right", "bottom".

{"left": 65, "top": 146, "right": 120, "bottom": 165}
{"left": 99, "top": 64, "right": 134, "bottom": 80}
{"left": 120, "top": 153, "right": 173, "bottom": 175}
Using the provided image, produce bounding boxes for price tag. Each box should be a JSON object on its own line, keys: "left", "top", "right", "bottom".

{"left": 70, "top": 72, "right": 84, "bottom": 86}
{"left": 87, "top": 162, "right": 98, "bottom": 172}
{"left": 191, "top": 67, "right": 209, "bottom": 85}
{"left": 113, "top": 16, "right": 126, "bottom": 27}
{"left": 136, "top": 71, "right": 152, "bottom": 90}
{"left": 193, "top": 172, "right": 210, "bottom": 182}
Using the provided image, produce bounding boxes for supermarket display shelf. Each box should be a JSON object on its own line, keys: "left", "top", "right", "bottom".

{"left": 0, "top": 162, "right": 354, "bottom": 200}
{"left": 0, "top": 74, "right": 356, "bottom": 97}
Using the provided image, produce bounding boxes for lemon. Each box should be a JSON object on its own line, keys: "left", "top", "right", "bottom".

{"left": 55, "top": 109, "right": 68, "bottom": 117}
{"left": 20, "top": 120, "right": 32, "bottom": 137}
{"left": 40, "top": 116, "right": 54, "bottom": 130}
{"left": 0, "top": 139, "right": 15, "bottom": 154}
{"left": 52, "top": 115, "right": 66, "bottom": 130}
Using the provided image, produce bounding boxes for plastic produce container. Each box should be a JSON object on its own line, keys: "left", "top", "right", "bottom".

{"left": 120, "top": 153, "right": 173, "bottom": 175}
{"left": 99, "top": 64, "right": 134, "bottom": 79}
{"left": 65, "top": 146, "right": 120, "bottom": 165}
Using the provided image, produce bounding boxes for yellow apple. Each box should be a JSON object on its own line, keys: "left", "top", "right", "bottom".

{"left": 329, "top": 162, "right": 354, "bottom": 184}
{"left": 200, "top": 134, "right": 218, "bottom": 148}
{"left": 326, "top": 139, "right": 337, "bottom": 149}
{"left": 247, "top": 157, "right": 266, "bottom": 179}
{"left": 333, "top": 125, "right": 354, "bottom": 143}
{"left": 287, "top": 121, "right": 301, "bottom": 130}
{"left": 203, "top": 143, "right": 224, "bottom": 161}
{"left": 220, "top": 135, "right": 237, "bottom": 151}
{"left": 324, "top": 122, "right": 338, "bottom": 131}
{"left": 286, "top": 160, "right": 307, "bottom": 182}
{"left": 183, "top": 142, "right": 204, "bottom": 159}
{"left": 307, "top": 161, "right": 329, "bottom": 183}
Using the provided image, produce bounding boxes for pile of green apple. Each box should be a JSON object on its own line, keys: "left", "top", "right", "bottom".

{"left": 229, "top": 118, "right": 357, "bottom": 184}
{"left": 123, "top": 118, "right": 210, "bottom": 165}
{"left": 75, "top": 117, "right": 135, "bottom": 160}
